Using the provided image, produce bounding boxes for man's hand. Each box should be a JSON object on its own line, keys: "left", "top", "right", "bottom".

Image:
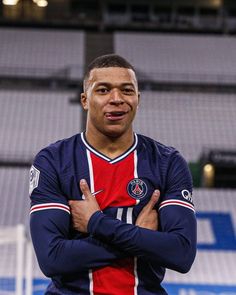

{"left": 135, "top": 190, "right": 160, "bottom": 231}
{"left": 69, "top": 179, "right": 101, "bottom": 233}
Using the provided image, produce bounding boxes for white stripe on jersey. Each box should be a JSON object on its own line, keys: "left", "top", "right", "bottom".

{"left": 134, "top": 257, "right": 138, "bottom": 295}
{"left": 116, "top": 208, "right": 123, "bottom": 221}
{"left": 87, "top": 150, "right": 95, "bottom": 294}
{"left": 127, "top": 207, "right": 133, "bottom": 224}
{"left": 87, "top": 150, "right": 95, "bottom": 193}
{"left": 89, "top": 269, "right": 94, "bottom": 295}
{"left": 159, "top": 199, "right": 195, "bottom": 212}
{"left": 30, "top": 203, "right": 70, "bottom": 214}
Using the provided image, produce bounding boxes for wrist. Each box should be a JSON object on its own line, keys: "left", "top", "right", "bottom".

{"left": 87, "top": 210, "right": 104, "bottom": 234}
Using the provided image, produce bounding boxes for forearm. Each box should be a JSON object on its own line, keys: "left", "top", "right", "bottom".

{"left": 88, "top": 209, "right": 197, "bottom": 273}
{"left": 30, "top": 211, "right": 127, "bottom": 277}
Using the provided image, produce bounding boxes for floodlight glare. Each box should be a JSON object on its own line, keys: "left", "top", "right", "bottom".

{"left": 203, "top": 163, "right": 215, "bottom": 187}
{"left": 36, "top": 0, "right": 48, "bottom": 7}
{"left": 3, "top": 0, "right": 19, "bottom": 5}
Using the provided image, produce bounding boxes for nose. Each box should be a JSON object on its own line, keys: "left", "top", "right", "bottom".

{"left": 109, "top": 89, "right": 124, "bottom": 105}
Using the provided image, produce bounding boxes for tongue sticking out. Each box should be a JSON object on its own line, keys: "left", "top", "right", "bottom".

{"left": 106, "top": 112, "right": 127, "bottom": 120}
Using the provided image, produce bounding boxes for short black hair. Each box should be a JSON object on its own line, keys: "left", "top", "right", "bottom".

{"left": 83, "top": 54, "right": 136, "bottom": 90}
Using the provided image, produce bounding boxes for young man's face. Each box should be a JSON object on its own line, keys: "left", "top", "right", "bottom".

{"left": 81, "top": 67, "right": 140, "bottom": 138}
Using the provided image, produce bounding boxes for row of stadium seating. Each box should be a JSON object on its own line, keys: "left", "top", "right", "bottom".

{"left": 1, "top": 89, "right": 235, "bottom": 163}
{"left": 0, "top": 28, "right": 84, "bottom": 79}
{"left": 134, "top": 91, "right": 236, "bottom": 162}
{"left": 115, "top": 33, "right": 236, "bottom": 84}
{"left": 0, "top": 90, "right": 82, "bottom": 162}
{"left": 1, "top": 29, "right": 236, "bottom": 84}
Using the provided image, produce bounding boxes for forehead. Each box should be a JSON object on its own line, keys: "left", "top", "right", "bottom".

{"left": 87, "top": 67, "right": 137, "bottom": 86}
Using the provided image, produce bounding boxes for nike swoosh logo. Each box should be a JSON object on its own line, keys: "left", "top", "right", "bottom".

{"left": 82, "top": 189, "right": 104, "bottom": 200}
{"left": 92, "top": 189, "right": 104, "bottom": 196}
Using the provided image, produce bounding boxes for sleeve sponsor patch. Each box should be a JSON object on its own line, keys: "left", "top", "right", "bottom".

{"left": 29, "top": 165, "right": 40, "bottom": 196}
{"left": 181, "top": 189, "right": 193, "bottom": 204}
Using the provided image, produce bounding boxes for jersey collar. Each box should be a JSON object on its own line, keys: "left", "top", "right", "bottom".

{"left": 81, "top": 132, "right": 138, "bottom": 164}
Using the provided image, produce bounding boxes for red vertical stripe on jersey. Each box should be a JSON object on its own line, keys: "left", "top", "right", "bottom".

{"left": 92, "top": 258, "right": 135, "bottom": 295}
{"left": 90, "top": 152, "right": 137, "bottom": 210}
{"left": 89, "top": 152, "right": 137, "bottom": 295}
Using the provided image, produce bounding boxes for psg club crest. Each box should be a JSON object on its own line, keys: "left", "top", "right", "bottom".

{"left": 127, "top": 178, "right": 148, "bottom": 200}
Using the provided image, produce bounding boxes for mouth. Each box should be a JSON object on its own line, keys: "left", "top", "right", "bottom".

{"left": 105, "top": 111, "right": 128, "bottom": 121}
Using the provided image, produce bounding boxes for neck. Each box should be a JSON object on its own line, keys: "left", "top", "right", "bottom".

{"left": 85, "top": 129, "right": 135, "bottom": 159}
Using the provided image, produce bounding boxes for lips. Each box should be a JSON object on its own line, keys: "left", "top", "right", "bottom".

{"left": 105, "top": 111, "right": 128, "bottom": 120}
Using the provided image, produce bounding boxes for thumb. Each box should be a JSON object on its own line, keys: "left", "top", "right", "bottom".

{"left": 80, "top": 179, "right": 92, "bottom": 200}
{"left": 145, "top": 190, "right": 160, "bottom": 211}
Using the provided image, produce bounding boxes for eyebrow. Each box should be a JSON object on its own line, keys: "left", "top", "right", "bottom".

{"left": 94, "top": 82, "right": 136, "bottom": 88}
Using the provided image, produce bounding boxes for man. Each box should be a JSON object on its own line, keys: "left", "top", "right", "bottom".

{"left": 30, "top": 54, "right": 196, "bottom": 295}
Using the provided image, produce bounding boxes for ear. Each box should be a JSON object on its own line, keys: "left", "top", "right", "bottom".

{"left": 81, "top": 93, "right": 88, "bottom": 110}
{"left": 137, "top": 91, "right": 141, "bottom": 107}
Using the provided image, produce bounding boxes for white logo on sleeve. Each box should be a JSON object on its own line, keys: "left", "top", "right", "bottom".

{"left": 29, "top": 165, "right": 40, "bottom": 196}
{"left": 181, "top": 189, "right": 193, "bottom": 203}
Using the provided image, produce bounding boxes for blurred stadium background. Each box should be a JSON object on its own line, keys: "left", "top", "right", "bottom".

{"left": 0, "top": 0, "right": 236, "bottom": 294}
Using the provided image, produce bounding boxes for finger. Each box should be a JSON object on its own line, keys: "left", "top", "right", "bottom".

{"left": 68, "top": 200, "right": 79, "bottom": 206}
{"left": 79, "top": 179, "right": 93, "bottom": 200}
{"left": 145, "top": 190, "right": 160, "bottom": 211}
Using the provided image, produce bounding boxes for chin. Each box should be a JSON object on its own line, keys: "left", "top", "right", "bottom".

{"left": 103, "top": 127, "right": 128, "bottom": 138}
{"left": 104, "top": 130, "right": 124, "bottom": 138}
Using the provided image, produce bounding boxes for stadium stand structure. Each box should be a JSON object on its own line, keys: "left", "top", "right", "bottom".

{"left": 0, "top": 28, "right": 84, "bottom": 81}
{"left": 0, "top": 88, "right": 83, "bottom": 294}
{"left": 134, "top": 91, "right": 236, "bottom": 162}
{"left": 115, "top": 33, "right": 236, "bottom": 85}
{"left": 0, "top": 168, "right": 29, "bottom": 227}
{"left": 0, "top": 29, "right": 236, "bottom": 294}
{"left": 1, "top": 89, "right": 235, "bottom": 166}
{"left": 165, "top": 188, "right": 236, "bottom": 291}
{"left": 0, "top": 26, "right": 85, "bottom": 287}
{"left": 0, "top": 89, "right": 83, "bottom": 163}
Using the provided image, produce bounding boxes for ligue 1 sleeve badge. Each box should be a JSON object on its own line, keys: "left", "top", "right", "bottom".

{"left": 127, "top": 178, "right": 148, "bottom": 200}
{"left": 29, "top": 165, "right": 40, "bottom": 196}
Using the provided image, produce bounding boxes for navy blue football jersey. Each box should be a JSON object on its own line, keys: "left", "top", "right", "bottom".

{"left": 29, "top": 132, "right": 196, "bottom": 295}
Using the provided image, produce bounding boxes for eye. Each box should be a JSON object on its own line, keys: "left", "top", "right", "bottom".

{"left": 96, "top": 87, "right": 109, "bottom": 94}
{"left": 123, "top": 88, "right": 135, "bottom": 95}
